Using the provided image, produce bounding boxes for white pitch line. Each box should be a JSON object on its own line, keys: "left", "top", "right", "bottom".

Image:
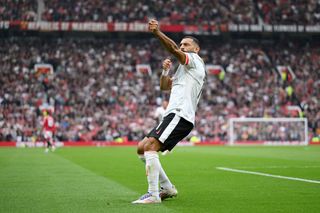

{"left": 216, "top": 167, "right": 320, "bottom": 184}
{"left": 234, "top": 165, "right": 320, "bottom": 169}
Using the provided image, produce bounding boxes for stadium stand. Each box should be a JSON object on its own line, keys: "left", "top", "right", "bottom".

{"left": 0, "top": 37, "right": 319, "bottom": 142}
{"left": 41, "top": 0, "right": 258, "bottom": 24}
{"left": 0, "top": 0, "right": 37, "bottom": 21}
{"left": 0, "top": 0, "right": 319, "bottom": 143}
{"left": 256, "top": 0, "right": 320, "bottom": 25}
{"left": 1, "top": 0, "right": 319, "bottom": 25}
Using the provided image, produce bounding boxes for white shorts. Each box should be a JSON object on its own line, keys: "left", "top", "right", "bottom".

{"left": 43, "top": 131, "right": 53, "bottom": 140}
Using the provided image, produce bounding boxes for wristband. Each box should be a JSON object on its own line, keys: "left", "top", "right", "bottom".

{"left": 162, "top": 69, "right": 170, "bottom": 76}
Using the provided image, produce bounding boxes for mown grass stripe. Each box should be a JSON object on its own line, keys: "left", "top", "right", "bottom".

{"left": 0, "top": 149, "right": 174, "bottom": 213}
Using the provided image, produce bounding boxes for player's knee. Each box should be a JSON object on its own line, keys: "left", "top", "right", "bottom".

{"left": 137, "top": 137, "right": 148, "bottom": 155}
{"left": 137, "top": 142, "right": 144, "bottom": 155}
{"left": 143, "top": 138, "right": 161, "bottom": 152}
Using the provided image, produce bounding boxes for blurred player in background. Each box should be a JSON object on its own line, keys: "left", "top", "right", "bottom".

{"left": 42, "top": 110, "right": 56, "bottom": 153}
{"left": 132, "top": 19, "right": 206, "bottom": 204}
{"left": 154, "top": 100, "right": 168, "bottom": 123}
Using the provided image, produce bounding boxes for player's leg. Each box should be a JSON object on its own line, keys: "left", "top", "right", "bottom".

{"left": 49, "top": 137, "right": 55, "bottom": 152}
{"left": 144, "top": 137, "right": 162, "bottom": 197}
{"left": 133, "top": 137, "right": 162, "bottom": 204}
{"left": 45, "top": 140, "right": 50, "bottom": 153}
{"left": 44, "top": 131, "right": 55, "bottom": 152}
{"left": 137, "top": 139, "right": 174, "bottom": 197}
{"left": 156, "top": 114, "right": 193, "bottom": 200}
{"left": 144, "top": 114, "right": 180, "bottom": 189}
{"left": 133, "top": 113, "right": 192, "bottom": 203}
{"left": 44, "top": 132, "right": 50, "bottom": 153}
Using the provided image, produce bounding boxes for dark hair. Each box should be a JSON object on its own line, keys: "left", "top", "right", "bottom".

{"left": 183, "top": 36, "right": 200, "bottom": 47}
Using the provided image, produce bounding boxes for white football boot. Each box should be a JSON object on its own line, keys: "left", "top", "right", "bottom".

{"left": 159, "top": 185, "right": 178, "bottom": 200}
{"left": 132, "top": 193, "right": 161, "bottom": 204}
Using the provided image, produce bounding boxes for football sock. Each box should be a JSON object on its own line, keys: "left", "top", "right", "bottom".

{"left": 159, "top": 165, "right": 173, "bottom": 189}
{"left": 138, "top": 154, "right": 146, "bottom": 163}
{"left": 139, "top": 154, "right": 173, "bottom": 189}
{"left": 144, "top": 151, "right": 160, "bottom": 197}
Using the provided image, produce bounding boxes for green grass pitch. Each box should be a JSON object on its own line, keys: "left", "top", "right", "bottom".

{"left": 1, "top": 146, "right": 320, "bottom": 213}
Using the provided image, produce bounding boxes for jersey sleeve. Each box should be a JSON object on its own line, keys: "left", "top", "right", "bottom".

{"left": 184, "top": 53, "right": 196, "bottom": 69}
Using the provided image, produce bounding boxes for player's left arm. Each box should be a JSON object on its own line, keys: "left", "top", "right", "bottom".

{"left": 160, "top": 75, "right": 172, "bottom": 91}
{"left": 149, "top": 19, "right": 187, "bottom": 65}
{"left": 160, "top": 58, "right": 173, "bottom": 91}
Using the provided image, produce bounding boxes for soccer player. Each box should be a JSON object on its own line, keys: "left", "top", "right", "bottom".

{"left": 154, "top": 100, "right": 168, "bottom": 123}
{"left": 132, "top": 19, "right": 206, "bottom": 204}
{"left": 42, "top": 109, "right": 56, "bottom": 153}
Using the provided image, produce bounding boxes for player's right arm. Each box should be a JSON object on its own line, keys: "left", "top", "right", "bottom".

{"left": 149, "top": 19, "right": 187, "bottom": 65}
{"left": 160, "top": 58, "right": 172, "bottom": 91}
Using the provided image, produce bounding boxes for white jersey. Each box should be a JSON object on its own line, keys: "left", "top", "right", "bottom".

{"left": 164, "top": 52, "right": 206, "bottom": 125}
{"left": 154, "top": 106, "right": 166, "bottom": 122}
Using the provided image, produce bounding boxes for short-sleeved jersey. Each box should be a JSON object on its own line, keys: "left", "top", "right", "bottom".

{"left": 164, "top": 52, "right": 206, "bottom": 125}
{"left": 154, "top": 106, "right": 166, "bottom": 122}
{"left": 43, "top": 115, "right": 56, "bottom": 132}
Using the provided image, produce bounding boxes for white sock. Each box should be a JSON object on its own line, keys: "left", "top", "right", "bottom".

{"left": 139, "top": 154, "right": 173, "bottom": 190}
{"left": 144, "top": 151, "right": 160, "bottom": 197}
{"left": 138, "top": 154, "right": 146, "bottom": 163}
{"left": 159, "top": 166, "right": 173, "bottom": 189}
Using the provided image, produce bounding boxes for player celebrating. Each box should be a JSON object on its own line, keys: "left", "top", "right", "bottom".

{"left": 42, "top": 109, "right": 56, "bottom": 153}
{"left": 132, "top": 19, "right": 206, "bottom": 204}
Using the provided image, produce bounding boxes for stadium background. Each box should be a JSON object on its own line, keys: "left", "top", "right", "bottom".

{"left": 0, "top": 0, "right": 319, "bottom": 145}
{"left": 1, "top": 1, "right": 320, "bottom": 213}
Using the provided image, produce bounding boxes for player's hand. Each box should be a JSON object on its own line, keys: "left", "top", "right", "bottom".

{"left": 148, "top": 19, "right": 159, "bottom": 33}
{"left": 162, "top": 58, "right": 172, "bottom": 71}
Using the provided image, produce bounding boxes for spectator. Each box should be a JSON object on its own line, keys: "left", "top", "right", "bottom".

{"left": 0, "top": 38, "right": 319, "bottom": 142}
{"left": 0, "top": 0, "right": 37, "bottom": 21}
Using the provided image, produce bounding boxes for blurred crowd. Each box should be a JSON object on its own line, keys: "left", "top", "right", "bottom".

{"left": 41, "top": 0, "right": 257, "bottom": 24}
{"left": 0, "top": 0, "right": 37, "bottom": 21}
{"left": 0, "top": 37, "right": 319, "bottom": 142}
{"left": 1, "top": 0, "right": 320, "bottom": 25}
{"left": 257, "top": 0, "right": 320, "bottom": 25}
{"left": 233, "top": 122, "right": 307, "bottom": 142}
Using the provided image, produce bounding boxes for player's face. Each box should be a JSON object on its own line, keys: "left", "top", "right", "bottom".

{"left": 179, "top": 38, "right": 199, "bottom": 53}
{"left": 162, "top": 101, "right": 168, "bottom": 109}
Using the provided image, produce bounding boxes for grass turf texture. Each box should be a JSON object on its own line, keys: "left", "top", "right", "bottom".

{"left": 0, "top": 146, "right": 320, "bottom": 213}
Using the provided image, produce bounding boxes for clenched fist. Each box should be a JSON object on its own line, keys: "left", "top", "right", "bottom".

{"left": 148, "top": 19, "right": 159, "bottom": 33}
{"left": 162, "top": 58, "right": 172, "bottom": 71}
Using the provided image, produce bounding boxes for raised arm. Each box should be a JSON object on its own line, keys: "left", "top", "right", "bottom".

{"left": 148, "top": 19, "right": 187, "bottom": 65}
